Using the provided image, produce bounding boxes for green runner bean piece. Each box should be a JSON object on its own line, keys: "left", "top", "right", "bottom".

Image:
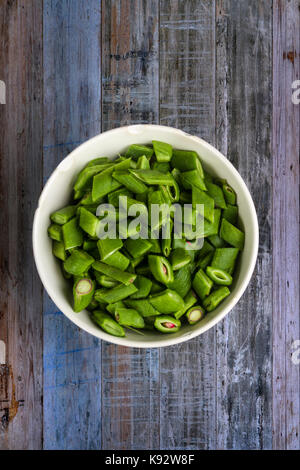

{"left": 48, "top": 224, "right": 62, "bottom": 242}
{"left": 125, "top": 298, "right": 160, "bottom": 317}
{"left": 136, "top": 155, "right": 150, "bottom": 169}
{"left": 167, "top": 263, "right": 192, "bottom": 298}
{"left": 203, "top": 286, "right": 230, "bottom": 312}
{"left": 223, "top": 204, "right": 238, "bottom": 225}
{"left": 149, "top": 289, "right": 184, "bottom": 314}
{"left": 152, "top": 161, "right": 170, "bottom": 173}
{"left": 206, "top": 266, "right": 233, "bottom": 286}
{"left": 74, "top": 164, "right": 112, "bottom": 192}
{"left": 125, "top": 144, "right": 153, "bottom": 160}
{"left": 171, "top": 149, "right": 204, "bottom": 179}
{"left": 52, "top": 240, "right": 67, "bottom": 261}
{"left": 94, "top": 283, "right": 138, "bottom": 304}
{"left": 170, "top": 248, "right": 192, "bottom": 271}
{"left": 112, "top": 170, "right": 148, "bottom": 194}
{"left": 86, "top": 157, "right": 109, "bottom": 167}
{"left": 97, "top": 238, "right": 123, "bottom": 260}
{"left": 192, "top": 268, "right": 213, "bottom": 300}
{"left": 92, "top": 310, "right": 125, "bottom": 337}
{"left": 196, "top": 251, "right": 214, "bottom": 270}
{"left": 51, "top": 205, "right": 77, "bottom": 225}
{"left": 208, "top": 234, "right": 226, "bottom": 248}
{"left": 64, "top": 249, "right": 94, "bottom": 276}
{"left": 192, "top": 186, "right": 215, "bottom": 223}
{"left": 114, "top": 307, "right": 145, "bottom": 328}
{"left": 219, "top": 218, "right": 245, "bottom": 250}
{"left": 130, "top": 169, "right": 175, "bottom": 186}
{"left": 95, "top": 274, "right": 119, "bottom": 288}
{"left": 93, "top": 261, "right": 136, "bottom": 285}
{"left": 83, "top": 240, "right": 97, "bottom": 251}
{"left": 211, "top": 247, "right": 239, "bottom": 275}
{"left": 149, "top": 237, "right": 161, "bottom": 254}
{"left": 185, "top": 306, "right": 205, "bottom": 325}
{"left": 206, "top": 181, "right": 227, "bottom": 209}
{"left": 154, "top": 316, "right": 181, "bottom": 333}
{"left": 180, "top": 170, "right": 207, "bottom": 191}
{"left": 79, "top": 207, "right": 99, "bottom": 237}
{"left": 62, "top": 217, "right": 83, "bottom": 250}
{"left": 148, "top": 255, "right": 174, "bottom": 285}
{"left": 130, "top": 275, "right": 152, "bottom": 299}
{"left": 222, "top": 183, "right": 236, "bottom": 205}
{"left": 106, "top": 301, "right": 125, "bottom": 315}
{"left": 124, "top": 238, "right": 153, "bottom": 259}
{"left": 174, "top": 289, "right": 198, "bottom": 320}
{"left": 108, "top": 187, "right": 133, "bottom": 207}
{"left": 73, "top": 278, "right": 95, "bottom": 313}
{"left": 152, "top": 140, "right": 173, "bottom": 162}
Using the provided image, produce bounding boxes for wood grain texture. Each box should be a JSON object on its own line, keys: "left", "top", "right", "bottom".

{"left": 101, "top": 0, "right": 160, "bottom": 450}
{"left": 159, "top": 0, "right": 217, "bottom": 450}
{"left": 215, "top": 0, "right": 273, "bottom": 449}
{"left": 43, "top": 0, "right": 102, "bottom": 450}
{"left": 0, "top": 0, "right": 43, "bottom": 450}
{"left": 272, "top": 0, "right": 300, "bottom": 450}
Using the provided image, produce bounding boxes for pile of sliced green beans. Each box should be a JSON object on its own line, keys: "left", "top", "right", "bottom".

{"left": 48, "top": 141, "right": 245, "bottom": 338}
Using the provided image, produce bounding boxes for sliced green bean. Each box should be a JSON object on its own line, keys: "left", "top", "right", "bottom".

{"left": 64, "top": 249, "right": 94, "bottom": 276}
{"left": 192, "top": 268, "right": 213, "bottom": 301}
{"left": 62, "top": 217, "right": 83, "bottom": 250}
{"left": 79, "top": 207, "right": 99, "bottom": 238}
{"left": 174, "top": 289, "right": 197, "bottom": 320}
{"left": 48, "top": 224, "right": 62, "bottom": 242}
{"left": 112, "top": 170, "right": 148, "bottom": 194}
{"left": 148, "top": 255, "right": 174, "bottom": 285}
{"left": 154, "top": 316, "right": 181, "bottom": 333}
{"left": 51, "top": 205, "right": 77, "bottom": 225}
{"left": 203, "top": 286, "right": 230, "bottom": 312}
{"left": 222, "top": 183, "right": 236, "bottom": 205}
{"left": 125, "top": 298, "right": 160, "bottom": 317}
{"left": 52, "top": 240, "right": 67, "bottom": 261}
{"left": 185, "top": 306, "right": 205, "bottom": 325}
{"left": 94, "top": 283, "right": 138, "bottom": 304}
{"left": 130, "top": 275, "right": 152, "bottom": 299}
{"left": 171, "top": 149, "right": 204, "bottom": 179}
{"left": 149, "top": 289, "right": 184, "bottom": 314}
{"left": 92, "top": 261, "right": 136, "bottom": 285}
{"left": 206, "top": 182, "right": 227, "bottom": 209}
{"left": 125, "top": 144, "right": 153, "bottom": 160}
{"left": 92, "top": 310, "right": 125, "bottom": 337}
{"left": 114, "top": 307, "right": 145, "bottom": 328}
{"left": 152, "top": 140, "right": 173, "bottom": 162}
{"left": 73, "top": 278, "right": 95, "bottom": 313}
{"left": 97, "top": 238, "right": 123, "bottom": 260}
{"left": 219, "top": 218, "right": 245, "bottom": 250}
{"left": 206, "top": 266, "right": 233, "bottom": 286}
{"left": 211, "top": 247, "right": 239, "bottom": 275}
{"left": 170, "top": 248, "right": 192, "bottom": 271}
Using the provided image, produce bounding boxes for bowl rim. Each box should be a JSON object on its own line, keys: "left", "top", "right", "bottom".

{"left": 33, "top": 124, "right": 259, "bottom": 348}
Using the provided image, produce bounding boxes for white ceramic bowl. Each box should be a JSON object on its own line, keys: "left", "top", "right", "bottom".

{"left": 33, "top": 125, "right": 259, "bottom": 348}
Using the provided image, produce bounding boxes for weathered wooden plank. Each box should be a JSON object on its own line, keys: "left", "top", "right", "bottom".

{"left": 272, "top": 0, "right": 300, "bottom": 450}
{"left": 101, "top": 0, "right": 160, "bottom": 450}
{"left": 0, "top": 0, "right": 43, "bottom": 450}
{"left": 215, "top": 0, "right": 272, "bottom": 449}
{"left": 159, "top": 0, "right": 217, "bottom": 450}
{"left": 43, "top": 0, "right": 102, "bottom": 450}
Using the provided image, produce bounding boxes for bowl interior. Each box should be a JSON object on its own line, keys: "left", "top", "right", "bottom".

{"left": 33, "top": 125, "right": 258, "bottom": 347}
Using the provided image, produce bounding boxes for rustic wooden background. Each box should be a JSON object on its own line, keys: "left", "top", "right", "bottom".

{"left": 0, "top": 0, "right": 299, "bottom": 450}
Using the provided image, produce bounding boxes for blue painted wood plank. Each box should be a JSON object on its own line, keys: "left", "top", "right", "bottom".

{"left": 159, "top": 0, "right": 217, "bottom": 450}
{"left": 43, "top": 0, "right": 102, "bottom": 450}
{"left": 101, "top": 0, "right": 160, "bottom": 450}
{"left": 215, "top": 0, "right": 273, "bottom": 449}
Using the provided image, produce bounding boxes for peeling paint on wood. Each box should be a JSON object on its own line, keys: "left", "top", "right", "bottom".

{"left": 0, "top": 0, "right": 43, "bottom": 450}
{"left": 272, "top": 0, "right": 300, "bottom": 451}
{"left": 43, "top": 0, "right": 102, "bottom": 450}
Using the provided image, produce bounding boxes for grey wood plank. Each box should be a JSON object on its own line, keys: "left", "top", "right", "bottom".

{"left": 215, "top": 0, "right": 273, "bottom": 449}
{"left": 0, "top": 0, "right": 43, "bottom": 450}
{"left": 272, "top": 0, "right": 300, "bottom": 450}
{"left": 159, "top": 0, "right": 217, "bottom": 450}
{"left": 43, "top": 0, "right": 102, "bottom": 450}
{"left": 101, "top": 0, "right": 160, "bottom": 450}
